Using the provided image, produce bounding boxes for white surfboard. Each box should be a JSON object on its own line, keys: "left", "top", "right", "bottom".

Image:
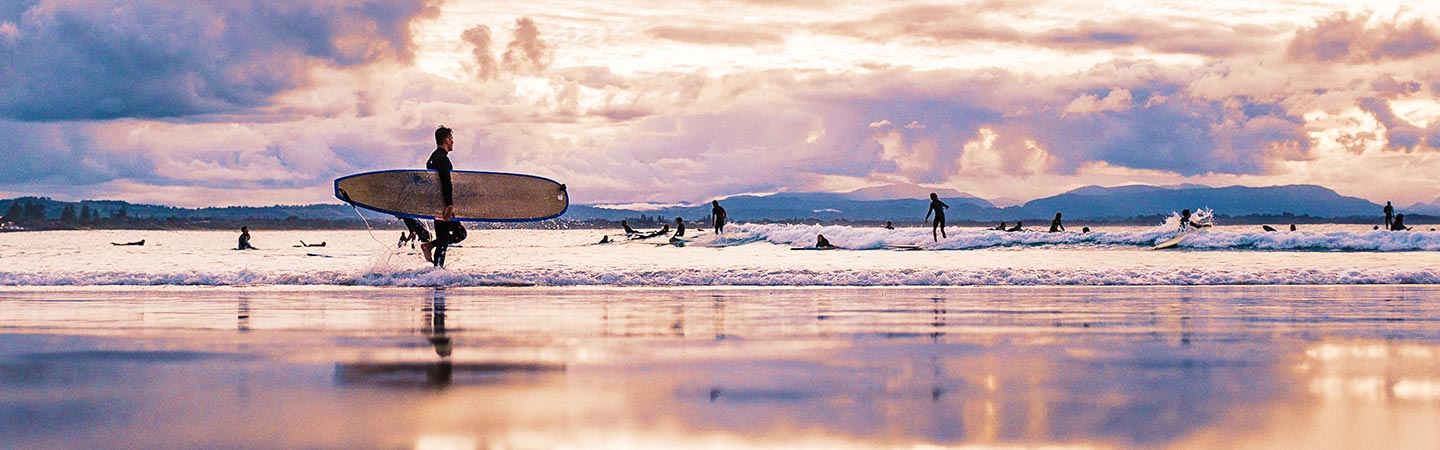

{"left": 1152, "top": 234, "right": 1186, "bottom": 250}
{"left": 335, "top": 170, "right": 567, "bottom": 222}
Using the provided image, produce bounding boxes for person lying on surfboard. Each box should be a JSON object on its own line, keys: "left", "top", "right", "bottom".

{"left": 419, "top": 125, "right": 467, "bottom": 268}
{"left": 815, "top": 234, "right": 837, "bottom": 249}
{"left": 622, "top": 220, "right": 639, "bottom": 235}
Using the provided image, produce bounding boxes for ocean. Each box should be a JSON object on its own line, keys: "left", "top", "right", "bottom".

{"left": 2, "top": 223, "right": 1438, "bottom": 449}
{"left": 1, "top": 222, "right": 1438, "bottom": 286}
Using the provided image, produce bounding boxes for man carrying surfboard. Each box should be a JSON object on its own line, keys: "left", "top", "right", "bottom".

{"left": 420, "top": 125, "right": 467, "bottom": 268}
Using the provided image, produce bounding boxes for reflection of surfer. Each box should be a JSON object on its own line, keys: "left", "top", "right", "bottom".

{"left": 237, "top": 226, "right": 256, "bottom": 250}
{"left": 419, "top": 126, "right": 467, "bottom": 268}
{"left": 924, "top": 193, "right": 948, "bottom": 242}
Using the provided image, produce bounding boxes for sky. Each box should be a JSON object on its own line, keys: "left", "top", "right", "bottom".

{"left": 2, "top": 0, "right": 1440, "bottom": 208}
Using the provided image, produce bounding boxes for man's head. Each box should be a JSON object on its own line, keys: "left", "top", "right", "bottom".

{"left": 435, "top": 125, "right": 453, "bottom": 151}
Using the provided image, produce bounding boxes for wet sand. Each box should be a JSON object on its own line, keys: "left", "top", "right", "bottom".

{"left": 2, "top": 285, "right": 1439, "bottom": 449}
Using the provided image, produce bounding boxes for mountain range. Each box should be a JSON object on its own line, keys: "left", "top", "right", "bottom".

{"left": 0, "top": 184, "right": 1414, "bottom": 225}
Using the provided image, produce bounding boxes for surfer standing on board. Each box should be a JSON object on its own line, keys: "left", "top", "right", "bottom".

{"left": 712, "top": 200, "right": 727, "bottom": 235}
{"left": 924, "top": 193, "right": 949, "bottom": 242}
{"left": 420, "top": 125, "right": 467, "bottom": 268}
{"left": 1180, "top": 209, "right": 1210, "bottom": 232}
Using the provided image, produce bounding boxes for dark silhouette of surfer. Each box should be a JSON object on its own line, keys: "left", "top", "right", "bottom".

{"left": 1007, "top": 221, "right": 1023, "bottom": 232}
{"left": 883, "top": 221, "right": 894, "bottom": 230}
{"left": 1289, "top": 224, "right": 1296, "bottom": 232}
{"left": 419, "top": 125, "right": 467, "bottom": 268}
{"left": 295, "top": 241, "right": 326, "bottom": 247}
{"left": 621, "top": 220, "right": 638, "bottom": 235}
{"left": 712, "top": 200, "right": 727, "bottom": 234}
{"left": 994, "top": 221, "right": 1006, "bottom": 231}
{"left": 673, "top": 217, "right": 685, "bottom": 237}
{"left": 1048, "top": 212, "right": 1065, "bottom": 233}
{"left": 1384, "top": 201, "right": 1394, "bottom": 231}
{"left": 110, "top": 240, "right": 144, "bottom": 246}
{"left": 924, "top": 193, "right": 948, "bottom": 242}
{"left": 237, "top": 226, "right": 255, "bottom": 250}
{"left": 1180, "top": 209, "right": 1210, "bottom": 231}
{"left": 1262, "top": 225, "right": 1278, "bottom": 232}
{"left": 815, "top": 234, "right": 836, "bottom": 249}
{"left": 1391, "top": 213, "right": 1412, "bottom": 231}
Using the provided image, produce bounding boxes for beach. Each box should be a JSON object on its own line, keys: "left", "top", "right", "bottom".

{"left": 3, "top": 226, "right": 1440, "bottom": 449}
{"left": 2, "top": 285, "right": 1438, "bottom": 449}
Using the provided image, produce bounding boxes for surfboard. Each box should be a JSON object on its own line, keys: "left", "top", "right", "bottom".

{"left": 1153, "top": 234, "right": 1186, "bottom": 250}
{"left": 335, "top": 170, "right": 567, "bottom": 222}
{"left": 791, "top": 247, "right": 840, "bottom": 251}
{"left": 886, "top": 244, "right": 923, "bottom": 251}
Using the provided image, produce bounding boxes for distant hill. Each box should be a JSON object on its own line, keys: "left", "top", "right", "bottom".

{"left": 1013, "top": 184, "right": 1381, "bottom": 219}
{"left": 566, "top": 184, "right": 1387, "bottom": 222}
{"left": 0, "top": 184, "right": 1397, "bottom": 228}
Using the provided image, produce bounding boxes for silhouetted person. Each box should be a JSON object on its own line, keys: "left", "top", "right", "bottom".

{"left": 1384, "top": 201, "right": 1394, "bottom": 231}
{"left": 995, "top": 221, "right": 1006, "bottom": 231}
{"left": 883, "top": 221, "right": 894, "bottom": 230}
{"left": 712, "top": 200, "right": 727, "bottom": 234}
{"left": 621, "top": 219, "right": 638, "bottom": 235}
{"left": 1006, "top": 221, "right": 1023, "bottom": 232}
{"left": 815, "top": 234, "right": 836, "bottom": 249}
{"left": 1262, "top": 225, "right": 1277, "bottom": 232}
{"left": 1081, "top": 226, "right": 1091, "bottom": 233}
{"left": 1289, "top": 224, "right": 1296, "bottom": 232}
{"left": 924, "top": 193, "right": 949, "bottom": 242}
{"left": 673, "top": 217, "right": 685, "bottom": 237}
{"left": 1391, "top": 213, "right": 1412, "bottom": 231}
{"left": 1048, "top": 212, "right": 1065, "bottom": 233}
{"left": 237, "top": 226, "right": 255, "bottom": 250}
{"left": 1180, "top": 209, "right": 1210, "bottom": 231}
{"left": 110, "top": 240, "right": 144, "bottom": 246}
{"left": 419, "top": 125, "right": 467, "bottom": 268}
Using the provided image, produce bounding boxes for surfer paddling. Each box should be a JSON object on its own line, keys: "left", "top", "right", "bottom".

{"left": 419, "top": 125, "right": 467, "bottom": 268}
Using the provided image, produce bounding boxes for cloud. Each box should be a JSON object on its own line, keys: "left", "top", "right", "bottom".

{"left": 462, "top": 24, "right": 499, "bottom": 81}
{"left": 1063, "top": 88, "right": 1133, "bottom": 115}
{"left": 1288, "top": 12, "right": 1440, "bottom": 62}
{"left": 647, "top": 25, "right": 784, "bottom": 46}
{"left": 867, "top": 119, "right": 892, "bottom": 128}
{"left": 818, "top": 4, "right": 1282, "bottom": 57}
{"left": 0, "top": 0, "right": 439, "bottom": 121}
{"left": 502, "top": 17, "right": 553, "bottom": 76}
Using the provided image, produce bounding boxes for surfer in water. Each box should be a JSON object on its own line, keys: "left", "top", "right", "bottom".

{"left": 420, "top": 125, "right": 467, "bottom": 268}
{"left": 712, "top": 200, "right": 727, "bottom": 235}
{"left": 1391, "top": 213, "right": 1412, "bottom": 231}
{"left": 237, "top": 226, "right": 255, "bottom": 250}
{"left": 1007, "top": 221, "right": 1024, "bottom": 232}
{"left": 883, "top": 221, "right": 894, "bottom": 230}
{"left": 1049, "top": 212, "right": 1065, "bottom": 233}
{"left": 1384, "top": 201, "right": 1394, "bottom": 231}
{"left": 673, "top": 217, "right": 685, "bottom": 237}
{"left": 1180, "top": 209, "right": 1210, "bottom": 231}
{"left": 924, "top": 193, "right": 949, "bottom": 242}
{"left": 995, "top": 221, "right": 1006, "bottom": 231}
{"left": 622, "top": 220, "right": 638, "bottom": 235}
{"left": 815, "top": 234, "right": 836, "bottom": 249}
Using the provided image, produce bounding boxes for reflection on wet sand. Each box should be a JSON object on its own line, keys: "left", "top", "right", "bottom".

{"left": 0, "top": 286, "right": 1438, "bottom": 449}
{"left": 335, "top": 289, "right": 565, "bottom": 388}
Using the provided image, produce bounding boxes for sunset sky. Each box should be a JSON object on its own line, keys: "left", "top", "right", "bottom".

{"left": 2, "top": 0, "right": 1439, "bottom": 207}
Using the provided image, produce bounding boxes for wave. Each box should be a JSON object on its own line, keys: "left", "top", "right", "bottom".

{"left": 698, "top": 223, "right": 1440, "bottom": 252}
{"left": 4, "top": 266, "right": 1440, "bottom": 287}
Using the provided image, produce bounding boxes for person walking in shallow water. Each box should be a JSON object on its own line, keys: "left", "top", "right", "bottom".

{"left": 418, "top": 125, "right": 467, "bottom": 268}
{"left": 924, "top": 193, "right": 949, "bottom": 242}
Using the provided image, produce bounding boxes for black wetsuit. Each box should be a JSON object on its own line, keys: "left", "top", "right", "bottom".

{"left": 428, "top": 147, "right": 465, "bottom": 267}
{"left": 1049, "top": 218, "right": 1064, "bottom": 233}
{"left": 675, "top": 220, "right": 685, "bottom": 237}
{"left": 1384, "top": 204, "right": 1394, "bottom": 230}
{"left": 238, "top": 231, "right": 254, "bottom": 250}
{"left": 712, "top": 203, "right": 727, "bottom": 234}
